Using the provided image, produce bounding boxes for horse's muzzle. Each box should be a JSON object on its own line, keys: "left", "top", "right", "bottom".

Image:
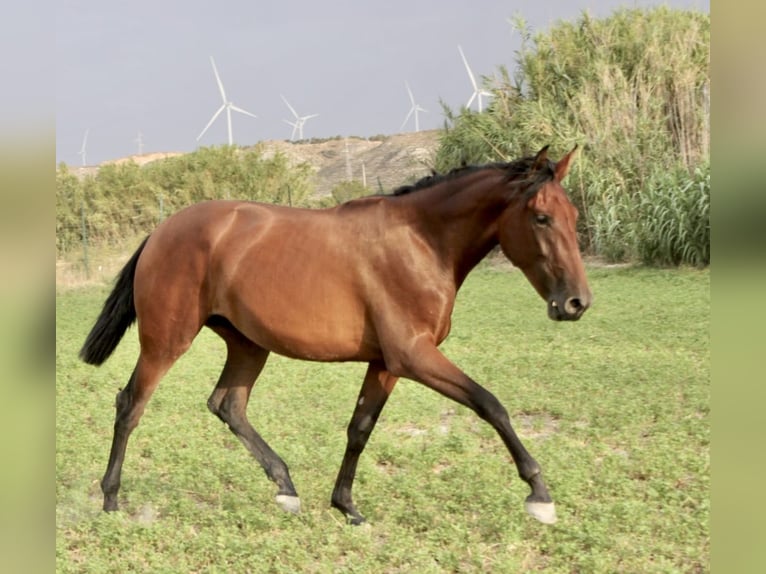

{"left": 548, "top": 294, "right": 590, "bottom": 321}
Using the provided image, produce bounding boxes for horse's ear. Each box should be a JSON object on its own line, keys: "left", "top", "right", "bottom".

{"left": 554, "top": 144, "right": 579, "bottom": 181}
{"left": 531, "top": 145, "right": 550, "bottom": 171}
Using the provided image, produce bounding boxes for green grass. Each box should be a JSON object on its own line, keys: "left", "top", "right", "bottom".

{"left": 56, "top": 265, "right": 709, "bottom": 572}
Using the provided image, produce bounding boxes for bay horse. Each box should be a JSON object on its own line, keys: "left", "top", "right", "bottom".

{"left": 80, "top": 145, "right": 591, "bottom": 525}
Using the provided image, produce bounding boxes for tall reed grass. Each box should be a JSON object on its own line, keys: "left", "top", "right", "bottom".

{"left": 436, "top": 7, "right": 710, "bottom": 265}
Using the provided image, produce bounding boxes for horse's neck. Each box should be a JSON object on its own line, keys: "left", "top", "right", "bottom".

{"left": 401, "top": 172, "right": 508, "bottom": 286}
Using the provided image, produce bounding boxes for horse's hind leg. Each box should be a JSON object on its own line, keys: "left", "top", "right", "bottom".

{"left": 101, "top": 353, "right": 175, "bottom": 511}
{"left": 331, "top": 361, "right": 398, "bottom": 524}
{"left": 206, "top": 321, "right": 299, "bottom": 513}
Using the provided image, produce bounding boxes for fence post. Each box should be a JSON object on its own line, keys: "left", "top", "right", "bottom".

{"left": 81, "top": 201, "right": 90, "bottom": 278}
{"left": 159, "top": 193, "right": 164, "bottom": 222}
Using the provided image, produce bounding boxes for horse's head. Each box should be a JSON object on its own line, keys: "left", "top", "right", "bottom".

{"left": 498, "top": 145, "right": 592, "bottom": 321}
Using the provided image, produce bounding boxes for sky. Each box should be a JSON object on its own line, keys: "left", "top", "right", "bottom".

{"left": 56, "top": 0, "right": 709, "bottom": 167}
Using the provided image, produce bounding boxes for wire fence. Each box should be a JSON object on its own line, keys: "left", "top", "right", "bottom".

{"left": 57, "top": 197, "right": 167, "bottom": 287}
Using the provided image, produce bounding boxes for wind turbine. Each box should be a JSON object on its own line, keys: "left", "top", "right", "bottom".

{"left": 280, "top": 95, "right": 318, "bottom": 141}
{"left": 400, "top": 81, "right": 428, "bottom": 132}
{"left": 78, "top": 129, "right": 89, "bottom": 166}
{"left": 135, "top": 131, "right": 144, "bottom": 155}
{"left": 197, "top": 56, "right": 257, "bottom": 145}
{"left": 458, "top": 45, "right": 493, "bottom": 112}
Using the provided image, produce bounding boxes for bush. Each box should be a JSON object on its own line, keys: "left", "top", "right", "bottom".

{"left": 329, "top": 180, "right": 369, "bottom": 205}
{"left": 56, "top": 146, "right": 314, "bottom": 257}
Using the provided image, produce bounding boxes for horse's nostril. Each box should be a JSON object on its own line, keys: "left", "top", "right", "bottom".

{"left": 564, "top": 297, "right": 583, "bottom": 315}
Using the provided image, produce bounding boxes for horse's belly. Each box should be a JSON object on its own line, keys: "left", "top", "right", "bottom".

{"left": 218, "top": 287, "right": 380, "bottom": 362}
{"left": 244, "top": 317, "right": 380, "bottom": 362}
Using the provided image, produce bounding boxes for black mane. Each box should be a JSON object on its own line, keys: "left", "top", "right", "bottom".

{"left": 390, "top": 155, "right": 555, "bottom": 197}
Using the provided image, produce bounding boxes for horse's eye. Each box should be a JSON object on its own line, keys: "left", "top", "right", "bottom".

{"left": 534, "top": 214, "right": 550, "bottom": 226}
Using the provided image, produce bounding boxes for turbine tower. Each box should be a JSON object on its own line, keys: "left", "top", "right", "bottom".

{"left": 400, "top": 81, "right": 428, "bottom": 132}
{"left": 135, "top": 131, "right": 144, "bottom": 155}
{"left": 458, "top": 45, "right": 492, "bottom": 112}
{"left": 197, "top": 56, "right": 257, "bottom": 145}
{"left": 78, "top": 129, "right": 89, "bottom": 166}
{"left": 281, "top": 95, "right": 318, "bottom": 141}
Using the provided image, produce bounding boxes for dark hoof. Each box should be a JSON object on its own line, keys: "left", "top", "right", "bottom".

{"left": 332, "top": 499, "right": 367, "bottom": 526}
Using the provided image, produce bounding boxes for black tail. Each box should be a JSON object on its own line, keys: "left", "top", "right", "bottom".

{"left": 79, "top": 237, "right": 150, "bottom": 366}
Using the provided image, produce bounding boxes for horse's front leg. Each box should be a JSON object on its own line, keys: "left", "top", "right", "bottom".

{"left": 388, "top": 338, "right": 556, "bottom": 524}
{"left": 331, "top": 361, "right": 398, "bottom": 525}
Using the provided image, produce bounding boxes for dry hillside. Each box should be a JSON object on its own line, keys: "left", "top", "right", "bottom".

{"left": 72, "top": 130, "right": 442, "bottom": 198}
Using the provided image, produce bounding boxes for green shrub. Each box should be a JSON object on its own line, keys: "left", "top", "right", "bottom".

{"left": 329, "top": 180, "right": 369, "bottom": 205}
{"left": 589, "top": 162, "right": 709, "bottom": 265}
{"left": 56, "top": 146, "right": 313, "bottom": 257}
{"left": 633, "top": 162, "right": 710, "bottom": 266}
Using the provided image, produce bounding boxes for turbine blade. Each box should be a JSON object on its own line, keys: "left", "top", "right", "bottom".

{"left": 230, "top": 104, "right": 257, "bottom": 119}
{"left": 197, "top": 105, "right": 225, "bottom": 141}
{"left": 302, "top": 114, "right": 319, "bottom": 121}
{"left": 458, "top": 45, "right": 479, "bottom": 89}
{"left": 466, "top": 92, "right": 477, "bottom": 108}
{"left": 405, "top": 81, "right": 415, "bottom": 105}
{"left": 281, "top": 118, "right": 298, "bottom": 139}
{"left": 210, "top": 56, "right": 227, "bottom": 102}
{"left": 281, "top": 95, "right": 299, "bottom": 119}
{"left": 400, "top": 108, "right": 414, "bottom": 130}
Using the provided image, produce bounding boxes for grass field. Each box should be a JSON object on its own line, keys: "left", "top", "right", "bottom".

{"left": 56, "top": 264, "right": 709, "bottom": 573}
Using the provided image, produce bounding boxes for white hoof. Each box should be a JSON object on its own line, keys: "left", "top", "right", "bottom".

{"left": 275, "top": 494, "right": 301, "bottom": 514}
{"left": 525, "top": 500, "right": 557, "bottom": 524}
